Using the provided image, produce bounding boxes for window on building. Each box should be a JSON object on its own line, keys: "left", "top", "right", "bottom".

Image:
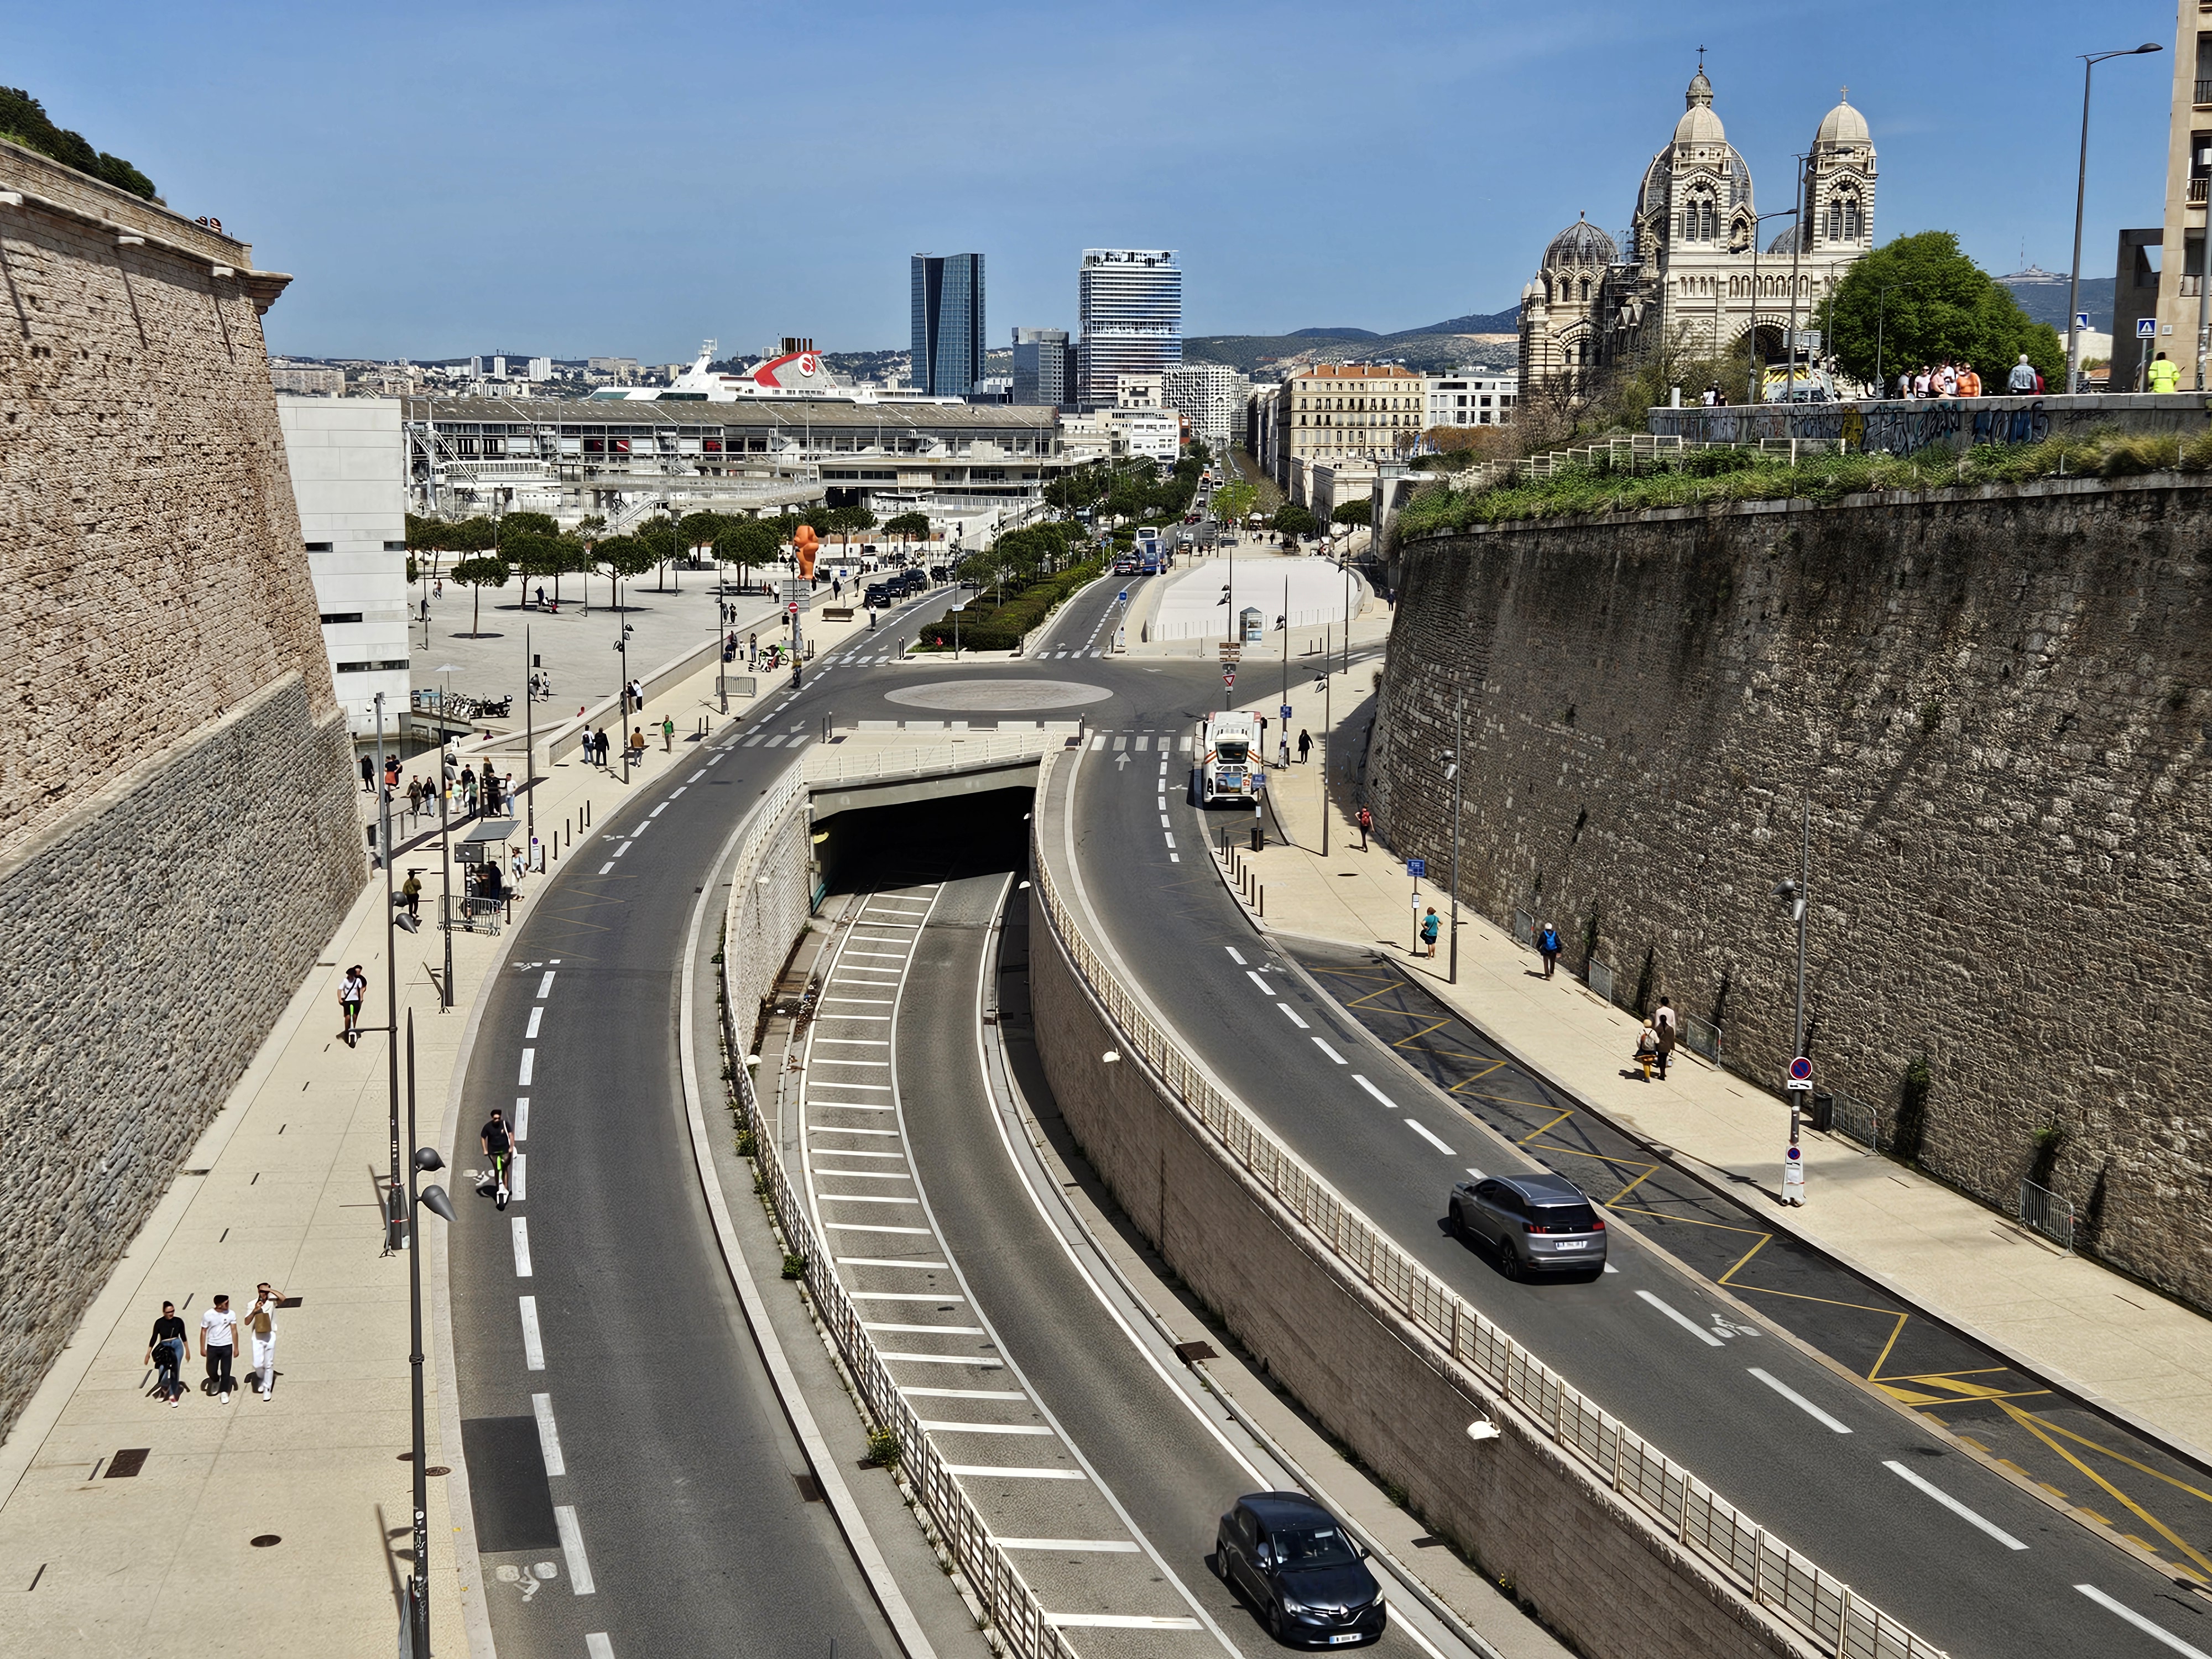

{"left": 1843, "top": 196, "right": 1861, "bottom": 240}
{"left": 1579, "top": 277, "right": 1590, "bottom": 301}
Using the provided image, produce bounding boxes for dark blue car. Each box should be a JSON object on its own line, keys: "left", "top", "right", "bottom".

{"left": 1214, "top": 1491, "right": 1386, "bottom": 1647}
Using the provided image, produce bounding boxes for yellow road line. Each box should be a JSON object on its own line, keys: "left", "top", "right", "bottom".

{"left": 2000, "top": 1401, "right": 2212, "bottom": 1578}
{"left": 1717, "top": 1232, "right": 1771, "bottom": 1287}
{"left": 1446, "top": 1060, "right": 1510, "bottom": 1092}
{"left": 1391, "top": 1018, "right": 1455, "bottom": 1047}
{"left": 2011, "top": 1408, "right": 2212, "bottom": 1507}
{"left": 1519, "top": 1108, "right": 1575, "bottom": 1144}
{"left": 1610, "top": 1204, "right": 1767, "bottom": 1234}
{"left": 1606, "top": 1162, "right": 1666, "bottom": 1206}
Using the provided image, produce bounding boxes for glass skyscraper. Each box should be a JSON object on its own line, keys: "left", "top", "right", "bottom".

{"left": 1077, "top": 249, "right": 1181, "bottom": 410}
{"left": 910, "top": 253, "right": 985, "bottom": 398}
{"left": 1010, "top": 326, "right": 1078, "bottom": 409}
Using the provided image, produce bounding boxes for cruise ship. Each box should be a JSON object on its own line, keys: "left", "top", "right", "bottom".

{"left": 592, "top": 339, "right": 963, "bottom": 405}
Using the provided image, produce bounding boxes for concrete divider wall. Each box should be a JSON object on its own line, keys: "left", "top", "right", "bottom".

{"left": 1029, "top": 753, "right": 1948, "bottom": 1659}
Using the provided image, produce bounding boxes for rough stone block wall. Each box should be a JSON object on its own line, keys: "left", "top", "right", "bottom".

{"left": 0, "top": 148, "right": 362, "bottom": 1446}
{"left": 1030, "top": 911, "right": 1814, "bottom": 1659}
{"left": 1371, "top": 477, "right": 2210, "bottom": 1306}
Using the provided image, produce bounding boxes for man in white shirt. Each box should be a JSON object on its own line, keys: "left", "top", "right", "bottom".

{"left": 199, "top": 1295, "right": 239, "bottom": 1402}
{"left": 245, "top": 1283, "right": 283, "bottom": 1400}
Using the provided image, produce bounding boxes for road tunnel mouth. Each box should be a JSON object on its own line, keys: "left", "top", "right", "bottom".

{"left": 811, "top": 786, "right": 1032, "bottom": 895}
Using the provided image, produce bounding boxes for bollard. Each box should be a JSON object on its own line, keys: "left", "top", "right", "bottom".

{"left": 1260, "top": 884, "right": 1265, "bottom": 917}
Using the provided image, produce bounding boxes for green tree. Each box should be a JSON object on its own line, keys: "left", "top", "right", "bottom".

{"left": 448, "top": 554, "right": 510, "bottom": 637}
{"left": 714, "top": 519, "right": 782, "bottom": 584}
{"left": 594, "top": 535, "right": 657, "bottom": 612}
{"left": 1212, "top": 481, "right": 1258, "bottom": 527}
{"left": 1331, "top": 498, "right": 1373, "bottom": 526}
{"left": 638, "top": 517, "right": 685, "bottom": 591}
{"left": 1829, "top": 232, "right": 2064, "bottom": 392}
{"left": 1272, "top": 503, "right": 1318, "bottom": 539}
{"left": 508, "top": 532, "right": 564, "bottom": 606}
{"left": 883, "top": 510, "right": 932, "bottom": 552}
{"left": 0, "top": 87, "right": 156, "bottom": 199}
{"left": 495, "top": 511, "right": 560, "bottom": 549}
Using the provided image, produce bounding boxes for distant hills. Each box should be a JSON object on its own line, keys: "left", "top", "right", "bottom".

{"left": 1187, "top": 307, "right": 1520, "bottom": 375}
{"left": 2001, "top": 274, "right": 2114, "bottom": 333}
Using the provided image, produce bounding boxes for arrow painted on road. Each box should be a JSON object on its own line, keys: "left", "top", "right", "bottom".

{"left": 1115, "top": 754, "right": 1131, "bottom": 770}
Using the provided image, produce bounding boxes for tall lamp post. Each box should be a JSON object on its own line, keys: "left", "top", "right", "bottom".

{"left": 2069, "top": 43, "right": 2164, "bottom": 395}
{"left": 1445, "top": 691, "right": 1464, "bottom": 984}
{"left": 615, "top": 623, "right": 633, "bottom": 784}
{"left": 1770, "top": 795, "right": 1811, "bottom": 1198}
{"left": 522, "top": 625, "right": 535, "bottom": 867}
{"left": 398, "top": 1017, "right": 457, "bottom": 1659}
{"left": 374, "top": 693, "right": 403, "bottom": 1250}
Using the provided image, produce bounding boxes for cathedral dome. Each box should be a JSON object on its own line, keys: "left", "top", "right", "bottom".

{"left": 1815, "top": 93, "right": 1869, "bottom": 147}
{"left": 1674, "top": 62, "right": 1725, "bottom": 146}
{"left": 1544, "top": 214, "right": 1618, "bottom": 269}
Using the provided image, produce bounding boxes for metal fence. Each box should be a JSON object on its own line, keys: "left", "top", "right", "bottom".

{"left": 1510, "top": 908, "right": 1535, "bottom": 951}
{"left": 1030, "top": 750, "right": 1948, "bottom": 1659}
{"left": 1678, "top": 1014, "right": 1721, "bottom": 1064}
{"left": 802, "top": 729, "right": 1069, "bottom": 786}
{"left": 1586, "top": 957, "right": 1616, "bottom": 1006}
{"left": 2017, "top": 1179, "right": 2076, "bottom": 1253}
{"left": 1828, "top": 1091, "right": 1881, "bottom": 1153}
{"left": 719, "top": 807, "right": 1077, "bottom": 1659}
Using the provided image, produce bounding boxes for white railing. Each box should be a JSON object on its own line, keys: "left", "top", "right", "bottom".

{"left": 718, "top": 774, "right": 1078, "bottom": 1659}
{"left": 1027, "top": 750, "right": 1948, "bottom": 1659}
{"left": 803, "top": 729, "right": 1073, "bottom": 786}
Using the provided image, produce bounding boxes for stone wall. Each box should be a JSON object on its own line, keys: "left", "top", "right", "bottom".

{"left": 0, "top": 145, "right": 362, "bottom": 1444}
{"left": 1370, "top": 476, "right": 2211, "bottom": 1307}
{"left": 1647, "top": 392, "right": 2212, "bottom": 458}
{"left": 1029, "top": 909, "right": 1816, "bottom": 1659}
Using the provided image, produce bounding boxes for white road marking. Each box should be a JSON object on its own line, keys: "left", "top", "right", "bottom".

{"left": 1275, "top": 1002, "right": 1310, "bottom": 1029}
{"left": 814, "top": 1168, "right": 914, "bottom": 1182}
{"left": 997, "top": 1537, "right": 1140, "bottom": 1552}
{"left": 1312, "top": 1038, "right": 1345, "bottom": 1063}
{"left": 2075, "top": 1585, "right": 2212, "bottom": 1656}
{"left": 512, "top": 1217, "right": 533, "bottom": 1276}
{"left": 1604, "top": 1263, "right": 1620, "bottom": 1273}
{"left": 510, "top": 1153, "right": 527, "bottom": 1202}
{"left": 816, "top": 1037, "right": 893, "bottom": 1046}
{"left": 515, "top": 1097, "right": 529, "bottom": 1139}
{"left": 945, "top": 1465, "right": 1086, "bottom": 1480}
{"left": 1636, "top": 1289, "right": 1723, "bottom": 1347}
{"left": 1156, "top": 796, "right": 1166, "bottom": 810}
{"left": 1748, "top": 1367, "right": 1853, "bottom": 1434}
{"left": 597, "top": 862, "right": 614, "bottom": 875}
{"left": 922, "top": 1421, "right": 1054, "bottom": 1436}
{"left": 822, "top": 997, "right": 895, "bottom": 1005}
{"left": 1885, "top": 1460, "right": 2027, "bottom": 1550}
{"left": 814, "top": 1192, "right": 922, "bottom": 1205}
{"left": 1168, "top": 852, "right": 1180, "bottom": 863}
{"left": 1398, "top": 1117, "right": 1453, "bottom": 1154}
{"left": 1089, "top": 735, "right": 1105, "bottom": 751}
{"left": 649, "top": 802, "right": 668, "bottom": 816}
{"left": 669, "top": 785, "right": 686, "bottom": 797}
{"left": 849, "top": 1291, "right": 963, "bottom": 1302}
{"left": 822, "top": 1222, "right": 935, "bottom": 1234}
{"left": 1047, "top": 1614, "right": 1203, "bottom": 1631}
{"left": 1158, "top": 814, "right": 1170, "bottom": 828}
{"left": 811, "top": 1149, "right": 909, "bottom": 1161}
{"left": 532, "top": 1393, "right": 566, "bottom": 1476}
{"left": 1244, "top": 970, "right": 1272, "bottom": 993}
{"left": 536, "top": 972, "right": 555, "bottom": 999}
{"left": 811, "top": 1125, "right": 901, "bottom": 1137}
{"left": 863, "top": 1322, "right": 988, "bottom": 1335}
{"left": 585, "top": 1636, "right": 614, "bottom": 1659}
{"left": 706, "top": 753, "right": 724, "bottom": 765}
{"left": 518, "top": 1297, "right": 544, "bottom": 1370}
{"left": 612, "top": 841, "right": 629, "bottom": 857}
{"left": 553, "top": 1505, "right": 595, "bottom": 1594}
{"left": 518, "top": 1050, "right": 535, "bottom": 1084}
{"left": 902, "top": 1385, "right": 1021, "bottom": 1399}
{"left": 1351, "top": 1074, "right": 1395, "bottom": 1108}
{"left": 525, "top": 1006, "right": 542, "bottom": 1039}
{"left": 879, "top": 1352, "right": 1006, "bottom": 1367}
{"left": 843, "top": 1258, "right": 952, "bottom": 1270}
{"left": 687, "top": 769, "right": 705, "bottom": 781}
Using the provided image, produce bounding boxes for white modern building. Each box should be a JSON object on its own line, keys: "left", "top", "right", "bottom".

{"left": 1163, "top": 362, "right": 1244, "bottom": 447}
{"left": 1104, "top": 406, "right": 1179, "bottom": 461}
{"left": 1424, "top": 369, "right": 1519, "bottom": 427}
{"left": 1115, "top": 372, "right": 1164, "bottom": 408}
{"left": 1078, "top": 249, "right": 1182, "bottom": 410}
{"left": 276, "top": 397, "right": 410, "bottom": 743}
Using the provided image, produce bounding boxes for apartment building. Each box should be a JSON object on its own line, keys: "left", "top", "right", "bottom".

{"left": 1424, "top": 369, "right": 1517, "bottom": 427}
{"left": 1275, "top": 362, "right": 1425, "bottom": 502}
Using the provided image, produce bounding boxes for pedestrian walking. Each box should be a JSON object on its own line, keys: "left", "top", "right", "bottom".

{"left": 1418, "top": 906, "right": 1439, "bottom": 959}
{"left": 200, "top": 1295, "right": 238, "bottom": 1402}
{"left": 1654, "top": 1011, "right": 1677, "bottom": 1081}
{"left": 245, "top": 1283, "right": 281, "bottom": 1399}
{"left": 748, "top": 632, "right": 758, "bottom": 665}
{"left": 1537, "top": 921, "right": 1562, "bottom": 979}
{"left": 1633, "top": 1020, "right": 1661, "bottom": 1078}
{"left": 338, "top": 964, "right": 366, "bottom": 1044}
{"left": 2007, "top": 353, "right": 2036, "bottom": 394}
{"left": 407, "top": 776, "right": 424, "bottom": 818}
{"left": 1277, "top": 735, "right": 1290, "bottom": 769}
{"left": 661, "top": 715, "right": 675, "bottom": 752}
{"left": 2149, "top": 351, "right": 2181, "bottom": 394}
{"left": 1356, "top": 805, "right": 1372, "bottom": 850}
{"left": 384, "top": 755, "right": 401, "bottom": 791}
{"left": 359, "top": 754, "right": 374, "bottom": 794}
{"left": 594, "top": 727, "right": 609, "bottom": 766}
{"left": 629, "top": 677, "right": 644, "bottom": 713}
{"left": 629, "top": 726, "right": 646, "bottom": 764}
{"left": 145, "top": 1301, "right": 188, "bottom": 1406}
{"left": 1297, "top": 728, "right": 1312, "bottom": 763}
{"left": 402, "top": 870, "right": 422, "bottom": 921}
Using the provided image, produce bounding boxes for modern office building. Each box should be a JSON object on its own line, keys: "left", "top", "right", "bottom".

{"left": 2116, "top": 2, "right": 2212, "bottom": 390}
{"left": 1010, "top": 326, "right": 1078, "bottom": 408}
{"left": 1077, "top": 249, "right": 1181, "bottom": 410}
{"left": 275, "top": 397, "right": 411, "bottom": 741}
{"left": 1163, "top": 362, "right": 1244, "bottom": 446}
{"left": 911, "top": 252, "right": 987, "bottom": 398}
{"left": 1423, "top": 369, "right": 1518, "bottom": 428}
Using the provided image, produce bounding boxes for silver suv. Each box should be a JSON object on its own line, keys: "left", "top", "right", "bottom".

{"left": 1448, "top": 1172, "right": 1607, "bottom": 1279}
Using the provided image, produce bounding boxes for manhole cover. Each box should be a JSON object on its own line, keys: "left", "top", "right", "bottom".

{"left": 426, "top": 1465, "right": 450, "bottom": 1477}
{"left": 884, "top": 679, "right": 1113, "bottom": 712}
{"left": 250, "top": 1535, "right": 281, "bottom": 1548}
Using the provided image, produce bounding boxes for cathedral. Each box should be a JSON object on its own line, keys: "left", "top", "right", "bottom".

{"left": 1518, "top": 61, "right": 1877, "bottom": 395}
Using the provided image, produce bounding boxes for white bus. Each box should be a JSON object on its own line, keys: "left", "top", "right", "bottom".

{"left": 1197, "top": 711, "right": 1262, "bottom": 806}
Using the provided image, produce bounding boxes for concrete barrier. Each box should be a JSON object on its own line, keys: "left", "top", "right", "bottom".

{"left": 1027, "top": 750, "right": 1946, "bottom": 1659}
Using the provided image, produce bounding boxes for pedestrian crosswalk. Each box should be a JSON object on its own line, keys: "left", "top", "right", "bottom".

{"left": 1086, "top": 730, "right": 1196, "bottom": 753}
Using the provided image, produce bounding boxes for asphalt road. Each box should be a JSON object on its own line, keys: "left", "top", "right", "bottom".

{"left": 1042, "top": 717, "right": 2212, "bottom": 1659}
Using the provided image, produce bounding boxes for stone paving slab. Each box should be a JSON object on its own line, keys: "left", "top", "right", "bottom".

{"left": 1232, "top": 645, "right": 2212, "bottom": 1467}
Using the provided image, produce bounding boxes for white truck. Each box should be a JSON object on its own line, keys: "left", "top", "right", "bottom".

{"left": 1197, "top": 711, "right": 1262, "bottom": 806}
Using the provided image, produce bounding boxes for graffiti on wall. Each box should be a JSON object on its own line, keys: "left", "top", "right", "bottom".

{"left": 1648, "top": 395, "right": 2198, "bottom": 459}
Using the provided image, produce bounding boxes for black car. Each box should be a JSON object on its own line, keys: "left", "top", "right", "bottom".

{"left": 1215, "top": 1492, "right": 1385, "bottom": 1647}
{"left": 863, "top": 583, "right": 891, "bottom": 608}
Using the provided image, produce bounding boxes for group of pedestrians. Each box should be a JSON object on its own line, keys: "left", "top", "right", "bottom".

{"left": 581, "top": 725, "right": 650, "bottom": 768}
{"left": 1893, "top": 362, "right": 1989, "bottom": 398}
{"left": 144, "top": 1284, "right": 283, "bottom": 1405}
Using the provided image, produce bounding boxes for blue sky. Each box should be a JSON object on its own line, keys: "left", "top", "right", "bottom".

{"left": 9, "top": 1, "right": 2179, "bottom": 358}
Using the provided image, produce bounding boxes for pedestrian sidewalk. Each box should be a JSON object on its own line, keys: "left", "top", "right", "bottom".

{"left": 1227, "top": 660, "right": 2212, "bottom": 1468}
{"left": 0, "top": 609, "right": 881, "bottom": 1659}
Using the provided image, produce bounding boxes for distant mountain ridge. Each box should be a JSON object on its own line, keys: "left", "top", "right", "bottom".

{"left": 1187, "top": 305, "right": 1521, "bottom": 375}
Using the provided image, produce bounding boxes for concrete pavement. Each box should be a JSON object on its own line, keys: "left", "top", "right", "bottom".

{"left": 1232, "top": 652, "right": 2212, "bottom": 1470}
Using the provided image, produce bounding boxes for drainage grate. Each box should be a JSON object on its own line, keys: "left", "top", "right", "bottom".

{"left": 794, "top": 1473, "right": 825, "bottom": 1503}
{"left": 106, "top": 1448, "right": 150, "bottom": 1479}
{"left": 1172, "top": 1341, "right": 1218, "bottom": 1365}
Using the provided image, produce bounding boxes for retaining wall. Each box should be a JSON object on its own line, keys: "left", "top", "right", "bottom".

{"left": 1648, "top": 392, "right": 2211, "bottom": 458}
{"left": 1371, "top": 474, "right": 2212, "bottom": 1308}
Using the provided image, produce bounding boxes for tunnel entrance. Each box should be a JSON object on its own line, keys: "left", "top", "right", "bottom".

{"left": 810, "top": 786, "right": 1032, "bottom": 896}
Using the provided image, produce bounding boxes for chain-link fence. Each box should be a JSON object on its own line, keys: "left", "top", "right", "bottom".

{"left": 1030, "top": 750, "right": 1950, "bottom": 1659}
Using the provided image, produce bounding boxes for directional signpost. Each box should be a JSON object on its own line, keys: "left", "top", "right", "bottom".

{"left": 1783, "top": 1055, "right": 1812, "bottom": 1206}
{"left": 1407, "top": 858, "right": 1425, "bottom": 955}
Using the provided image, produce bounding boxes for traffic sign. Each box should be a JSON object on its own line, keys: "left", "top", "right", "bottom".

{"left": 1406, "top": 858, "right": 1426, "bottom": 879}
{"left": 1118, "top": 589, "right": 1129, "bottom": 603}
{"left": 1786, "top": 1055, "right": 1813, "bottom": 1091}
{"left": 1279, "top": 704, "right": 1293, "bottom": 719}
{"left": 787, "top": 602, "right": 800, "bottom": 617}
{"left": 1218, "top": 643, "right": 1241, "bottom": 660}
{"left": 2138, "top": 317, "right": 2158, "bottom": 339}
{"left": 2075, "top": 311, "right": 2090, "bottom": 331}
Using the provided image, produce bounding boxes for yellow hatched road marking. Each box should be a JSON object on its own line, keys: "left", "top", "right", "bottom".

{"left": 1999, "top": 1400, "right": 2212, "bottom": 1578}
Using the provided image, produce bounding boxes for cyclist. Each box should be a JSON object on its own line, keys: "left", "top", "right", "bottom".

{"left": 480, "top": 1109, "right": 514, "bottom": 1208}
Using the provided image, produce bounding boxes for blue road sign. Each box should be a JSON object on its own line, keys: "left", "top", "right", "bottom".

{"left": 1118, "top": 590, "right": 1128, "bottom": 603}
{"left": 2075, "top": 312, "right": 2090, "bottom": 331}
{"left": 1407, "top": 858, "right": 1426, "bottom": 879}
{"left": 1280, "top": 704, "right": 1293, "bottom": 719}
{"left": 2138, "top": 318, "right": 2158, "bottom": 338}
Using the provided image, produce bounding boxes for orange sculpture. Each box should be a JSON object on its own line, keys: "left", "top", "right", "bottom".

{"left": 793, "top": 524, "right": 820, "bottom": 577}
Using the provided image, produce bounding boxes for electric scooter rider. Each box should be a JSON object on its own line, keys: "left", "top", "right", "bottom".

{"left": 481, "top": 1108, "right": 514, "bottom": 1209}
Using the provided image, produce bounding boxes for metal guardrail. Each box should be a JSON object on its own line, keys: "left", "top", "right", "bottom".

{"left": 1679, "top": 1014, "right": 1721, "bottom": 1065}
{"left": 1828, "top": 1091, "right": 1880, "bottom": 1152}
{"left": 1510, "top": 908, "right": 1535, "bottom": 951}
{"left": 1030, "top": 751, "right": 1948, "bottom": 1659}
{"left": 2017, "top": 1179, "right": 2076, "bottom": 1253}
{"left": 717, "top": 779, "right": 1077, "bottom": 1658}
{"left": 1586, "top": 957, "right": 1616, "bottom": 1006}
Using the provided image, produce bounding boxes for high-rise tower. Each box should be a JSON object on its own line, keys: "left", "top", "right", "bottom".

{"left": 1077, "top": 249, "right": 1181, "bottom": 410}
{"left": 910, "top": 253, "right": 985, "bottom": 398}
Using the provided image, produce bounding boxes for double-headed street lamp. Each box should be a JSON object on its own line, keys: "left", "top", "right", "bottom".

{"left": 397, "top": 1016, "right": 457, "bottom": 1659}
{"left": 1770, "top": 795, "right": 1811, "bottom": 1202}
{"left": 2068, "top": 43, "right": 2164, "bottom": 394}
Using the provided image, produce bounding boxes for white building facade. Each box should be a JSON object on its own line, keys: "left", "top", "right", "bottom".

{"left": 1163, "top": 362, "right": 1244, "bottom": 447}
{"left": 276, "top": 397, "right": 410, "bottom": 742}
{"left": 1078, "top": 249, "right": 1182, "bottom": 410}
{"left": 1423, "top": 369, "right": 1518, "bottom": 427}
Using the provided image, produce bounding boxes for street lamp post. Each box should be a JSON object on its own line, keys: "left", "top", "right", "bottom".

{"left": 2069, "top": 44, "right": 2164, "bottom": 395}
{"left": 1770, "top": 794, "right": 1812, "bottom": 1193}
{"left": 1874, "top": 284, "right": 1899, "bottom": 395}
{"left": 1446, "top": 691, "right": 1464, "bottom": 984}
{"left": 399, "top": 1016, "right": 457, "bottom": 1659}
{"left": 436, "top": 749, "right": 454, "bottom": 1010}
{"left": 615, "top": 624, "right": 633, "bottom": 784}
{"left": 375, "top": 694, "right": 403, "bottom": 1250}
{"left": 523, "top": 625, "right": 535, "bottom": 865}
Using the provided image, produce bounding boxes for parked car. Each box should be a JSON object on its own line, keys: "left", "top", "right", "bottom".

{"left": 863, "top": 583, "right": 891, "bottom": 608}
{"left": 1214, "top": 1492, "right": 1385, "bottom": 1647}
{"left": 927, "top": 565, "right": 950, "bottom": 582}
{"left": 1448, "top": 1172, "right": 1606, "bottom": 1279}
